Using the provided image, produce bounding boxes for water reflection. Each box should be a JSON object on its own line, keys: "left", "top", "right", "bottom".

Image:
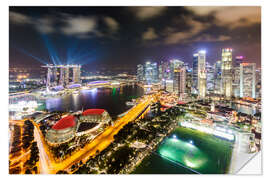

{"left": 45, "top": 98, "right": 62, "bottom": 111}
{"left": 44, "top": 85, "right": 144, "bottom": 117}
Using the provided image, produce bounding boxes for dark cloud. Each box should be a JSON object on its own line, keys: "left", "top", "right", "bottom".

{"left": 128, "top": 7, "right": 168, "bottom": 20}
{"left": 9, "top": 6, "right": 261, "bottom": 69}
{"left": 142, "top": 27, "right": 158, "bottom": 40}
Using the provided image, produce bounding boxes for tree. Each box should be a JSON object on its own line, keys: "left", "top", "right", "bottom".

{"left": 25, "top": 169, "right": 32, "bottom": 174}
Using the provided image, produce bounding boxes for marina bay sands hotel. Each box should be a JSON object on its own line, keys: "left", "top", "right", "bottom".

{"left": 42, "top": 64, "right": 81, "bottom": 89}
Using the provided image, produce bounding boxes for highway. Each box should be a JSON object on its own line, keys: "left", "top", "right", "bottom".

{"left": 33, "top": 95, "right": 155, "bottom": 174}
{"left": 34, "top": 125, "right": 51, "bottom": 174}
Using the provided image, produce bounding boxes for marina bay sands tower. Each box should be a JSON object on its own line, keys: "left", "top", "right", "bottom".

{"left": 42, "top": 64, "right": 81, "bottom": 89}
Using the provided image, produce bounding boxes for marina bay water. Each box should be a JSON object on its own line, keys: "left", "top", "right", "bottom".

{"left": 41, "top": 84, "right": 144, "bottom": 118}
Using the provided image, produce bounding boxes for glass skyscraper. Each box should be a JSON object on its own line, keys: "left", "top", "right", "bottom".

{"left": 240, "top": 63, "right": 256, "bottom": 98}
{"left": 221, "top": 48, "right": 233, "bottom": 98}
{"left": 192, "top": 50, "right": 206, "bottom": 98}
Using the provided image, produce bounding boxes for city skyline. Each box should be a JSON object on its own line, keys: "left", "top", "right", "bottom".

{"left": 10, "top": 6, "right": 261, "bottom": 70}
{"left": 8, "top": 6, "right": 262, "bottom": 175}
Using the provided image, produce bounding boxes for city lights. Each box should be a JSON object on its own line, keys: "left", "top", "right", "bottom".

{"left": 8, "top": 6, "right": 261, "bottom": 175}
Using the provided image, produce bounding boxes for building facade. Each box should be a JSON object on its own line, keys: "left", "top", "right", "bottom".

{"left": 206, "top": 62, "right": 215, "bottom": 93}
{"left": 192, "top": 50, "right": 206, "bottom": 98}
{"left": 214, "top": 60, "right": 222, "bottom": 94}
{"left": 232, "top": 56, "right": 244, "bottom": 97}
{"left": 72, "top": 65, "right": 81, "bottom": 84}
{"left": 221, "top": 48, "right": 233, "bottom": 98}
{"left": 165, "top": 80, "right": 174, "bottom": 93}
{"left": 144, "top": 61, "right": 159, "bottom": 85}
{"left": 136, "top": 64, "right": 144, "bottom": 82}
{"left": 173, "top": 66, "right": 186, "bottom": 95}
{"left": 43, "top": 64, "right": 81, "bottom": 89}
{"left": 240, "top": 63, "right": 256, "bottom": 98}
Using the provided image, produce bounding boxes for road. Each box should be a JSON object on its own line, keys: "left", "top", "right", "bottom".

{"left": 33, "top": 95, "right": 155, "bottom": 174}
{"left": 34, "top": 125, "right": 51, "bottom": 174}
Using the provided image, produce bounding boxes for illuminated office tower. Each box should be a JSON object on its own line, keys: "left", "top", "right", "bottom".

{"left": 214, "top": 60, "right": 222, "bottom": 94}
{"left": 221, "top": 48, "right": 233, "bottom": 98}
{"left": 159, "top": 61, "right": 170, "bottom": 89}
{"left": 152, "top": 62, "right": 159, "bottom": 83}
{"left": 206, "top": 62, "right": 214, "bottom": 93}
{"left": 234, "top": 56, "right": 244, "bottom": 67}
{"left": 165, "top": 80, "right": 174, "bottom": 93}
{"left": 158, "top": 63, "right": 163, "bottom": 81}
{"left": 144, "top": 61, "right": 158, "bottom": 85}
{"left": 72, "top": 65, "right": 81, "bottom": 84}
{"left": 233, "top": 67, "right": 240, "bottom": 97}
{"left": 256, "top": 69, "right": 261, "bottom": 99}
{"left": 136, "top": 64, "right": 144, "bottom": 82}
{"left": 240, "top": 63, "right": 256, "bottom": 98}
{"left": 163, "top": 61, "right": 170, "bottom": 80}
{"left": 185, "top": 69, "right": 192, "bottom": 94}
{"left": 192, "top": 50, "right": 206, "bottom": 97}
{"left": 198, "top": 69, "right": 206, "bottom": 98}
{"left": 170, "top": 59, "right": 184, "bottom": 80}
{"left": 232, "top": 56, "right": 244, "bottom": 97}
{"left": 173, "top": 67, "right": 186, "bottom": 95}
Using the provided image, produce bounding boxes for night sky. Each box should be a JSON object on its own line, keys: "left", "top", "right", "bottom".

{"left": 9, "top": 6, "right": 261, "bottom": 71}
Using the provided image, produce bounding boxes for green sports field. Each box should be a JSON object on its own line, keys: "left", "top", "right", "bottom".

{"left": 157, "top": 127, "right": 233, "bottom": 174}
{"left": 133, "top": 126, "right": 233, "bottom": 174}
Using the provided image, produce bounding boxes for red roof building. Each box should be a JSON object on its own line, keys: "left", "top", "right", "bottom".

{"left": 52, "top": 115, "right": 76, "bottom": 130}
{"left": 82, "top": 109, "right": 105, "bottom": 116}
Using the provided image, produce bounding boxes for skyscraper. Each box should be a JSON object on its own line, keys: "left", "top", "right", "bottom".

{"left": 165, "top": 80, "right": 174, "bottom": 93}
{"left": 158, "top": 63, "right": 163, "bottom": 81}
{"left": 240, "top": 63, "right": 256, "bottom": 98}
{"left": 214, "top": 60, "right": 222, "bottom": 94}
{"left": 192, "top": 50, "right": 206, "bottom": 98}
{"left": 169, "top": 59, "right": 184, "bottom": 80}
{"left": 232, "top": 56, "right": 243, "bottom": 97}
{"left": 234, "top": 56, "right": 244, "bottom": 67}
{"left": 144, "top": 61, "right": 158, "bottom": 85}
{"left": 206, "top": 62, "right": 214, "bottom": 93}
{"left": 221, "top": 48, "right": 233, "bottom": 98}
{"left": 185, "top": 69, "right": 192, "bottom": 95}
{"left": 255, "top": 69, "right": 261, "bottom": 99}
{"left": 136, "top": 64, "right": 144, "bottom": 82}
{"left": 173, "top": 66, "right": 186, "bottom": 95}
{"left": 198, "top": 69, "right": 206, "bottom": 98}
